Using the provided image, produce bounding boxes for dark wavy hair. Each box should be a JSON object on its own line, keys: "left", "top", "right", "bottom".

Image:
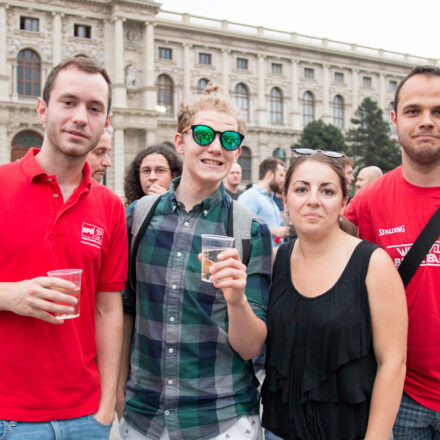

{"left": 124, "top": 144, "right": 182, "bottom": 206}
{"left": 284, "top": 152, "right": 358, "bottom": 237}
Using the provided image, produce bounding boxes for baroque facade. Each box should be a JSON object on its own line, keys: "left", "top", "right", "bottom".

{"left": 0, "top": 0, "right": 437, "bottom": 196}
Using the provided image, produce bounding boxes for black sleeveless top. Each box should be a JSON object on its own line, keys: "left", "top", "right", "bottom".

{"left": 262, "top": 239, "right": 378, "bottom": 440}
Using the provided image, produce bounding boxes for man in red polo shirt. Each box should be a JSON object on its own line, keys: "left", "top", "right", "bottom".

{"left": 0, "top": 57, "right": 128, "bottom": 439}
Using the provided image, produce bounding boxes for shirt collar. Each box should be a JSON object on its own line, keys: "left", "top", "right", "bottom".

{"left": 19, "top": 147, "right": 92, "bottom": 190}
{"left": 253, "top": 183, "right": 274, "bottom": 198}
{"left": 169, "top": 177, "right": 226, "bottom": 214}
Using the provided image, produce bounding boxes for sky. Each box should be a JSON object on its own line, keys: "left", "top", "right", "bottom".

{"left": 159, "top": 0, "right": 439, "bottom": 61}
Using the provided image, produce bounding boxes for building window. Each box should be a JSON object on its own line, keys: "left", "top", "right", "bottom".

{"left": 17, "top": 49, "right": 41, "bottom": 97}
{"left": 332, "top": 95, "right": 344, "bottom": 129}
{"left": 156, "top": 74, "right": 174, "bottom": 115}
{"left": 304, "top": 67, "right": 314, "bottom": 79}
{"left": 20, "top": 17, "right": 39, "bottom": 32}
{"left": 269, "top": 87, "right": 283, "bottom": 125}
{"left": 302, "top": 91, "right": 315, "bottom": 126}
{"left": 198, "top": 52, "right": 211, "bottom": 65}
{"left": 74, "top": 24, "right": 91, "bottom": 39}
{"left": 335, "top": 72, "right": 344, "bottom": 83}
{"left": 363, "top": 76, "right": 372, "bottom": 88}
{"left": 389, "top": 80, "right": 397, "bottom": 91}
{"left": 158, "top": 47, "right": 172, "bottom": 60}
{"left": 236, "top": 58, "right": 248, "bottom": 70}
{"left": 233, "top": 83, "right": 249, "bottom": 120}
{"left": 11, "top": 130, "right": 43, "bottom": 162}
{"left": 238, "top": 146, "right": 251, "bottom": 181}
{"left": 272, "top": 63, "right": 282, "bottom": 75}
{"left": 196, "top": 78, "right": 210, "bottom": 94}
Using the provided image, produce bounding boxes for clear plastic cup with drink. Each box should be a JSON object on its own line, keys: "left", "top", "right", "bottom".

{"left": 201, "top": 234, "right": 234, "bottom": 282}
{"left": 47, "top": 269, "right": 82, "bottom": 319}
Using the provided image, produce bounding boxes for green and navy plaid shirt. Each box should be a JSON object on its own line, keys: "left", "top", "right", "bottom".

{"left": 122, "top": 179, "right": 272, "bottom": 440}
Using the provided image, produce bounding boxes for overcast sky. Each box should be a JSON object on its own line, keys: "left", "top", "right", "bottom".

{"left": 160, "top": 0, "right": 439, "bottom": 60}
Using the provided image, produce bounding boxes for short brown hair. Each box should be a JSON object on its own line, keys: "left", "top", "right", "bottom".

{"left": 177, "top": 84, "right": 246, "bottom": 134}
{"left": 259, "top": 157, "right": 284, "bottom": 180}
{"left": 43, "top": 56, "right": 112, "bottom": 115}
{"left": 394, "top": 65, "right": 440, "bottom": 113}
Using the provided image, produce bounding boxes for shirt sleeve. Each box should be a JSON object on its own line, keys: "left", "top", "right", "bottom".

{"left": 96, "top": 197, "right": 129, "bottom": 293}
{"left": 122, "top": 201, "right": 137, "bottom": 315}
{"left": 245, "top": 218, "right": 273, "bottom": 323}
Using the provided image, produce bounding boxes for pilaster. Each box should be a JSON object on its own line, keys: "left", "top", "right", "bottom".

{"left": 142, "top": 21, "right": 156, "bottom": 110}
{"left": 113, "top": 128, "right": 125, "bottom": 198}
{"left": 112, "top": 17, "right": 126, "bottom": 108}
{"left": 52, "top": 12, "right": 63, "bottom": 65}
{"left": 257, "top": 54, "right": 266, "bottom": 126}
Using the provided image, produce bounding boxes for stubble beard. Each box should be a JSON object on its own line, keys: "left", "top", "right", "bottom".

{"left": 400, "top": 135, "right": 440, "bottom": 169}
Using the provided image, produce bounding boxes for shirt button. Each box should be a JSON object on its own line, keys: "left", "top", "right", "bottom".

{"left": 53, "top": 193, "right": 59, "bottom": 198}
{"left": 184, "top": 221, "right": 189, "bottom": 227}
{"left": 47, "top": 178, "right": 53, "bottom": 182}
{"left": 177, "top": 252, "right": 182, "bottom": 257}
{"left": 168, "top": 379, "right": 173, "bottom": 385}
{"left": 168, "top": 348, "right": 174, "bottom": 353}
{"left": 172, "top": 284, "right": 177, "bottom": 290}
{"left": 203, "top": 210, "right": 208, "bottom": 216}
{"left": 164, "top": 410, "right": 170, "bottom": 416}
{"left": 169, "top": 316, "right": 175, "bottom": 322}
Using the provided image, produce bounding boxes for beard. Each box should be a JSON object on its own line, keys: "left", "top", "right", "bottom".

{"left": 400, "top": 137, "right": 440, "bottom": 168}
{"left": 269, "top": 181, "right": 282, "bottom": 193}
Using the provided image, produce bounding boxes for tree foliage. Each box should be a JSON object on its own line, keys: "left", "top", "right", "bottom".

{"left": 292, "top": 119, "right": 347, "bottom": 153}
{"left": 345, "top": 98, "right": 401, "bottom": 172}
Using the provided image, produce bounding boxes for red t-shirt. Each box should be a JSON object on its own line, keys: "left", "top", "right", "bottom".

{"left": 345, "top": 166, "right": 440, "bottom": 412}
{"left": 0, "top": 149, "right": 128, "bottom": 421}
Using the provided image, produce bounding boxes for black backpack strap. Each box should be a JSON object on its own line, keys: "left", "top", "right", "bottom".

{"left": 398, "top": 206, "right": 440, "bottom": 287}
{"left": 129, "top": 195, "right": 162, "bottom": 292}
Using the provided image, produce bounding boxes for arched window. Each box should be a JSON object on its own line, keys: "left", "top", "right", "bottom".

{"left": 196, "top": 78, "right": 210, "bottom": 94}
{"left": 302, "top": 91, "right": 314, "bottom": 126}
{"left": 17, "top": 49, "right": 41, "bottom": 97}
{"left": 238, "top": 146, "right": 251, "bottom": 181}
{"left": 269, "top": 87, "right": 283, "bottom": 125}
{"left": 332, "top": 95, "right": 344, "bottom": 129}
{"left": 10, "top": 130, "right": 43, "bottom": 162}
{"left": 233, "top": 83, "right": 249, "bottom": 121}
{"left": 156, "top": 74, "right": 173, "bottom": 115}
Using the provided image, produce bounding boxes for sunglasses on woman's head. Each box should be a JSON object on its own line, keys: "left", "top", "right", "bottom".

{"left": 181, "top": 125, "right": 244, "bottom": 151}
{"left": 293, "top": 148, "right": 345, "bottom": 158}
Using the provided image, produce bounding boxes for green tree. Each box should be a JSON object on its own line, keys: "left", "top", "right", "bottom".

{"left": 292, "top": 119, "right": 347, "bottom": 153}
{"left": 346, "top": 97, "right": 401, "bottom": 172}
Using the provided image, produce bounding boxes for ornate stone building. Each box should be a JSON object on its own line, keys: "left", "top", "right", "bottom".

{"left": 0, "top": 0, "right": 437, "bottom": 196}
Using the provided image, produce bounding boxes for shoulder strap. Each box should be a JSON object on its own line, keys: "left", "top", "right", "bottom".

{"left": 227, "top": 200, "right": 253, "bottom": 266}
{"left": 398, "top": 206, "right": 440, "bottom": 287}
{"left": 129, "top": 194, "right": 162, "bottom": 292}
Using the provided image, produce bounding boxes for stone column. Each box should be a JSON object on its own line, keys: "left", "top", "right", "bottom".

{"left": 112, "top": 16, "right": 126, "bottom": 108}
{"left": 290, "top": 59, "right": 300, "bottom": 129}
{"left": 352, "top": 69, "right": 359, "bottom": 114}
{"left": 182, "top": 43, "right": 191, "bottom": 101}
{"left": 143, "top": 21, "right": 156, "bottom": 110}
{"left": 257, "top": 54, "right": 266, "bottom": 126}
{"left": 113, "top": 128, "right": 125, "bottom": 198}
{"left": 145, "top": 128, "right": 156, "bottom": 146}
{"left": 379, "top": 73, "right": 385, "bottom": 110}
{"left": 11, "top": 62, "right": 18, "bottom": 101}
{"left": 0, "top": 124, "right": 8, "bottom": 165}
{"left": 322, "top": 64, "right": 330, "bottom": 123}
{"left": 52, "top": 12, "right": 62, "bottom": 65}
{"left": 222, "top": 49, "right": 230, "bottom": 96}
{"left": 0, "top": 5, "right": 8, "bottom": 100}
{"left": 103, "top": 20, "right": 113, "bottom": 79}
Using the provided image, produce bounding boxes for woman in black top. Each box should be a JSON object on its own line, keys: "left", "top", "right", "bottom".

{"left": 262, "top": 152, "right": 407, "bottom": 439}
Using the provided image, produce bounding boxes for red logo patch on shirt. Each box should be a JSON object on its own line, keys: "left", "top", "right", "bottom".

{"left": 81, "top": 222, "right": 104, "bottom": 249}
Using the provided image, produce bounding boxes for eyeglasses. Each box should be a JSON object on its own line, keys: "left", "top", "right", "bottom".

{"left": 292, "top": 148, "right": 345, "bottom": 158}
{"left": 181, "top": 125, "right": 244, "bottom": 151}
{"left": 140, "top": 167, "right": 170, "bottom": 177}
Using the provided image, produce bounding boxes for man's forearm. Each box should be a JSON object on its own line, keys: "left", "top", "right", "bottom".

{"left": 94, "top": 291, "right": 123, "bottom": 423}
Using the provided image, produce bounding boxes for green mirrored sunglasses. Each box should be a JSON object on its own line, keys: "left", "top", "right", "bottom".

{"left": 182, "top": 124, "right": 244, "bottom": 151}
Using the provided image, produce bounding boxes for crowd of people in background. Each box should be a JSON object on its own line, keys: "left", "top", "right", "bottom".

{"left": 0, "top": 56, "right": 439, "bottom": 440}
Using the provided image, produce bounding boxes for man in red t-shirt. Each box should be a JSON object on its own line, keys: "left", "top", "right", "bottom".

{"left": 345, "top": 65, "right": 440, "bottom": 439}
{"left": 0, "top": 57, "right": 128, "bottom": 439}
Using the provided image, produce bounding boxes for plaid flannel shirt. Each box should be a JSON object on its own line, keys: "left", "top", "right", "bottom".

{"left": 122, "top": 179, "right": 272, "bottom": 440}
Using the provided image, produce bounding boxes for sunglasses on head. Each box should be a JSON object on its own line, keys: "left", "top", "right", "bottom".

{"left": 181, "top": 125, "right": 244, "bottom": 151}
{"left": 292, "top": 148, "right": 345, "bottom": 158}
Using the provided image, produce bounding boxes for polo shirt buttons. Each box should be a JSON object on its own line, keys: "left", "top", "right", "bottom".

{"left": 47, "top": 178, "right": 53, "bottom": 182}
{"left": 53, "top": 193, "right": 59, "bottom": 198}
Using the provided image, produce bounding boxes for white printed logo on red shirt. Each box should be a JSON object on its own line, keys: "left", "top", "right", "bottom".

{"left": 388, "top": 240, "right": 440, "bottom": 268}
{"left": 81, "top": 222, "right": 104, "bottom": 249}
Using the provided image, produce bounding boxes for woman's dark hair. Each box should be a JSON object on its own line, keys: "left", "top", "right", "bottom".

{"left": 124, "top": 144, "right": 182, "bottom": 206}
{"left": 284, "top": 153, "right": 358, "bottom": 237}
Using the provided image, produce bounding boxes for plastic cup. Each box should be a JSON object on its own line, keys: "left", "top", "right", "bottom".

{"left": 47, "top": 269, "right": 82, "bottom": 319}
{"left": 201, "top": 234, "right": 234, "bottom": 282}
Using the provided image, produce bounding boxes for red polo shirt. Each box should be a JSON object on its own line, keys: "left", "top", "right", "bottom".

{"left": 0, "top": 148, "right": 128, "bottom": 421}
